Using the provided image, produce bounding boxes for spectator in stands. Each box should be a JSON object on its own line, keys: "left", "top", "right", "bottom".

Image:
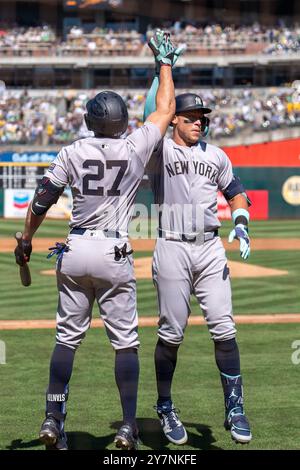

{"left": 0, "top": 85, "right": 299, "bottom": 145}
{"left": 0, "top": 23, "right": 298, "bottom": 57}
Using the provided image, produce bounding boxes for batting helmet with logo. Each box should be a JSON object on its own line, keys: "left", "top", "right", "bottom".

{"left": 84, "top": 91, "right": 128, "bottom": 138}
{"left": 175, "top": 93, "right": 212, "bottom": 115}
{"left": 174, "top": 93, "right": 212, "bottom": 137}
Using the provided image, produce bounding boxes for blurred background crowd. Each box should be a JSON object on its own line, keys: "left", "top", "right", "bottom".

{"left": 0, "top": 85, "right": 299, "bottom": 145}
{"left": 0, "top": 22, "right": 299, "bottom": 57}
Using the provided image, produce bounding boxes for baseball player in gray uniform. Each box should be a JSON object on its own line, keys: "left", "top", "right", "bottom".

{"left": 14, "top": 31, "right": 179, "bottom": 451}
{"left": 144, "top": 74, "right": 252, "bottom": 445}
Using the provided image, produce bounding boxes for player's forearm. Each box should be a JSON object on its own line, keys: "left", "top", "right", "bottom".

{"left": 23, "top": 203, "right": 46, "bottom": 241}
{"left": 229, "top": 194, "right": 249, "bottom": 212}
{"left": 229, "top": 194, "right": 250, "bottom": 227}
{"left": 156, "top": 65, "right": 175, "bottom": 117}
{"left": 143, "top": 74, "right": 159, "bottom": 121}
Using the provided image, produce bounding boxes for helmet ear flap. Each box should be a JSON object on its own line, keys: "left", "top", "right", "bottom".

{"left": 201, "top": 116, "right": 210, "bottom": 137}
{"left": 84, "top": 114, "right": 92, "bottom": 131}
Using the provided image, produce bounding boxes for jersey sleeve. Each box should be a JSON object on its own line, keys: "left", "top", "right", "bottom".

{"left": 146, "top": 138, "right": 164, "bottom": 175}
{"left": 125, "top": 121, "right": 162, "bottom": 167}
{"left": 44, "top": 147, "right": 69, "bottom": 187}
{"left": 217, "top": 148, "right": 234, "bottom": 192}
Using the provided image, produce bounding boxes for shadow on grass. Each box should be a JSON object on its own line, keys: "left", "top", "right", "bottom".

{"left": 7, "top": 419, "right": 222, "bottom": 450}
{"left": 135, "top": 418, "right": 223, "bottom": 450}
{"left": 6, "top": 432, "right": 115, "bottom": 451}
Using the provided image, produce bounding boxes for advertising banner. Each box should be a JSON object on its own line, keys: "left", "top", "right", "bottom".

{"left": 4, "top": 188, "right": 72, "bottom": 219}
{"left": 4, "top": 189, "right": 35, "bottom": 218}
{"left": 0, "top": 152, "right": 56, "bottom": 164}
{"left": 217, "top": 190, "right": 269, "bottom": 220}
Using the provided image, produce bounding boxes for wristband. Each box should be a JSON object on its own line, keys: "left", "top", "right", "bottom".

{"left": 232, "top": 208, "right": 250, "bottom": 225}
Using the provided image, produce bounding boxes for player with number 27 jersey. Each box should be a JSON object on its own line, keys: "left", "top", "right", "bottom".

{"left": 45, "top": 123, "right": 160, "bottom": 234}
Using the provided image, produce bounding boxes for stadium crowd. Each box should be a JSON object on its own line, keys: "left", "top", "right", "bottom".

{"left": 147, "top": 22, "right": 300, "bottom": 56}
{"left": 0, "top": 23, "right": 299, "bottom": 57}
{"left": 0, "top": 86, "right": 299, "bottom": 145}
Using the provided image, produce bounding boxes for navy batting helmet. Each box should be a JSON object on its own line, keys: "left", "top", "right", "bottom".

{"left": 174, "top": 93, "right": 211, "bottom": 137}
{"left": 175, "top": 93, "right": 212, "bottom": 115}
{"left": 84, "top": 91, "right": 128, "bottom": 138}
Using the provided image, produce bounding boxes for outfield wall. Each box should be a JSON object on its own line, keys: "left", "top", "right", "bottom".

{"left": 224, "top": 138, "right": 300, "bottom": 167}
{"left": 0, "top": 189, "right": 3, "bottom": 217}
{"left": 223, "top": 138, "right": 300, "bottom": 219}
{"left": 0, "top": 138, "right": 299, "bottom": 219}
{"left": 135, "top": 138, "right": 300, "bottom": 219}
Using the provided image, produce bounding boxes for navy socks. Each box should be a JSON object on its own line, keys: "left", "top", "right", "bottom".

{"left": 214, "top": 338, "right": 240, "bottom": 376}
{"left": 115, "top": 348, "right": 139, "bottom": 427}
{"left": 46, "top": 343, "right": 75, "bottom": 418}
{"left": 154, "top": 338, "right": 179, "bottom": 404}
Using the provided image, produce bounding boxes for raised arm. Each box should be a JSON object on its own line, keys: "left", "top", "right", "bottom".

{"left": 146, "top": 65, "right": 175, "bottom": 136}
{"left": 145, "top": 30, "right": 185, "bottom": 136}
{"left": 143, "top": 75, "right": 159, "bottom": 122}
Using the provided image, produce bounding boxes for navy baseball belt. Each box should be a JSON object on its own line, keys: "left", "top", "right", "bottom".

{"left": 158, "top": 229, "right": 219, "bottom": 243}
{"left": 70, "top": 228, "right": 124, "bottom": 239}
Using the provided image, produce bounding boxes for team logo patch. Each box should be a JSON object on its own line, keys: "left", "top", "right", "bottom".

{"left": 48, "top": 163, "right": 56, "bottom": 173}
{"left": 195, "top": 97, "right": 202, "bottom": 105}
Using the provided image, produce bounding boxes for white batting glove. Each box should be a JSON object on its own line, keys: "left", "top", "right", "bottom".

{"left": 228, "top": 224, "right": 251, "bottom": 260}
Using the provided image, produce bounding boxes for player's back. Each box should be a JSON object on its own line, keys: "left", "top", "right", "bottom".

{"left": 45, "top": 122, "right": 161, "bottom": 234}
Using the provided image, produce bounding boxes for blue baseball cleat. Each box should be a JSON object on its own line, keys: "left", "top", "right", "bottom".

{"left": 155, "top": 401, "right": 188, "bottom": 445}
{"left": 221, "top": 374, "right": 252, "bottom": 444}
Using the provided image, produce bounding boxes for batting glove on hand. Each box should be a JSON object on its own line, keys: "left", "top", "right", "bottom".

{"left": 228, "top": 224, "right": 250, "bottom": 260}
{"left": 148, "top": 29, "right": 186, "bottom": 69}
{"left": 14, "top": 239, "right": 32, "bottom": 266}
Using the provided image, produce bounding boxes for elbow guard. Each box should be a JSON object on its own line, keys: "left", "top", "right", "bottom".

{"left": 223, "top": 175, "right": 252, "bottom": 206}
{"left": 32, "top": 177, "right": 64, "bottom": 216}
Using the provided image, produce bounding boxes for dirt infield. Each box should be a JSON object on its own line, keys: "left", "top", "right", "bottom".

{"left": 41, "top": 257, "right": 288, "bottom": 279}
{"left": 1, "top": 235, "right": 297, "bottom": 330}
{"left": 1, "top": 237, "right": 300, "bottom": 252}
{"left": 0, "top": 314, "right": 300, "bottom": 330}
{"left": 131, "top": 238, "right": 300, "bottom": 252}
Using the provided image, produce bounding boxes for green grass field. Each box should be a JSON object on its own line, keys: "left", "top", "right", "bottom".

{"left": 0, "top": 217, "right": 299, "bottom": 239}
{"left": 0, "top": 219, "right": 299, "bottom": 450}
{"left": 0, "top": 249, "right": 299, "bottom": 320}
{"left": 0, "top": 324, "right": 299, "bottom": 450}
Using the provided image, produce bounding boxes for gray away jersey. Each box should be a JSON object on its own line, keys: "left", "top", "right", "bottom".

{"left": 147, "top": 138, "right": 233, "bottom": 234}
{"left": 45, "top": 121, "right": 161, "bottom": 234}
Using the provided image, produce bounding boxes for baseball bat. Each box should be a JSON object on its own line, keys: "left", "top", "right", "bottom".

{"left": 15, "top": 232, "right": 31, "bottom": 287}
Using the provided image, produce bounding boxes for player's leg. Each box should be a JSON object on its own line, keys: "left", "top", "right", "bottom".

{"left": 193, "top": 237, "right": 252, "bottom": 444}
{"left": 96, "top": 245, "right": 139, "bottom": 450}
{"left": 152, "top": 239, "right": 191, "bottom": 445}
{"left": 39, "top": 266, "right": 95, "bottom": 450}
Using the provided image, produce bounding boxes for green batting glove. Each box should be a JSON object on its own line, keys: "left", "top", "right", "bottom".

{"left": 148, "top": 29, "right": 165, "bottom": 68}
{"left": 148, "top": 30, "right": 185, "bottom": 69}
{"left": 172, "top": 43, "right": 186, "bottom": 67}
